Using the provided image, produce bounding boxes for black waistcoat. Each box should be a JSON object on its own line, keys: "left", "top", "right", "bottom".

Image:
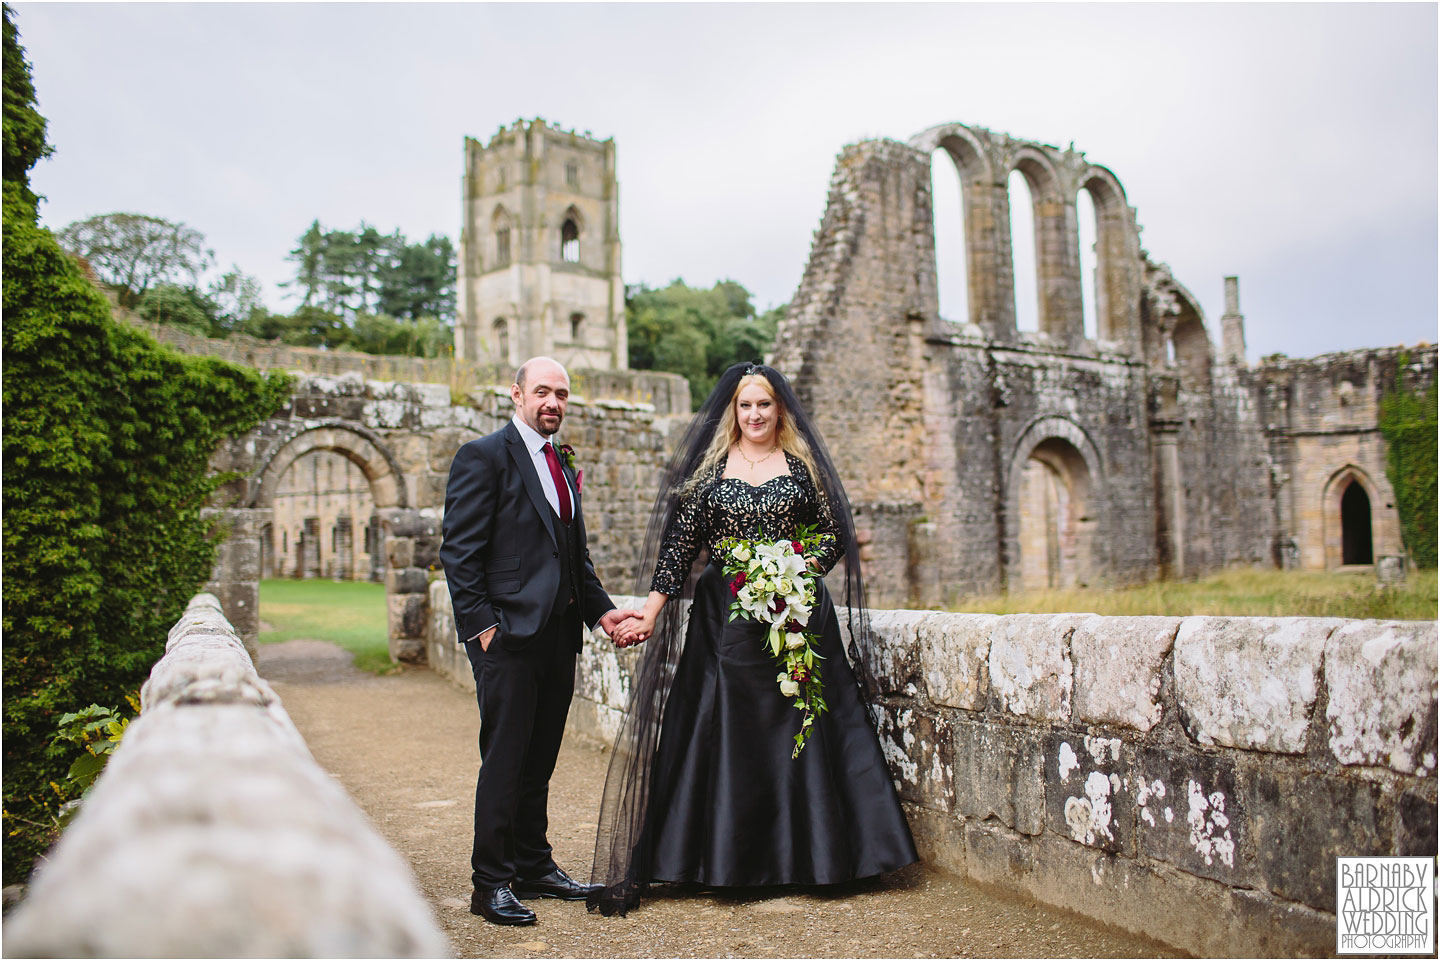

{"left": 549, "top": 510, "right": 582, "bottom": 628}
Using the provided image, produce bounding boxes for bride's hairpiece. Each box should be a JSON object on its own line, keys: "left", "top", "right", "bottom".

{"left": 743, "top": 363, "right": 766, "bottom": 376}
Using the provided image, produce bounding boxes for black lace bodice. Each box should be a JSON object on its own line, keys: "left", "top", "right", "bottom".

{"left": 650, "top": 452, "right": 844, "bottom": 596}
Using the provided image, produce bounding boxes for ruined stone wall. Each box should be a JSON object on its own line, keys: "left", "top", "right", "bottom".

{"left": 774, "top": 124, "right": 1436, "bottom": 606}
{"left": 1250, "top": 346, "right": 1437, "bottom": 570}
{"left": 420, "top": 586, "right": 1438, "bottom": 957}
{"left": 210, "top": 368, "right": 685, "bottom": 661}
{"left": 129, "top": 319, "right": 689, "bottom": 415}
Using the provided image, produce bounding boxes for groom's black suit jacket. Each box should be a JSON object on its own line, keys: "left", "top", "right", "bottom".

{"left": 440, "top": 420, "right": 613, "bottom": 651}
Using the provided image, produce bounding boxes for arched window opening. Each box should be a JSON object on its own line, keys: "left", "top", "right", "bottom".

{"left": 1007, "top": 169, "right": 1039, "bottom": 333}
{"left": 493, "top": 317, "right": 509, "bottom": 360}
{"left": 1077, "top": 187, "right": 1099, "bottom": 340}
{"left": 1341, "top": 480, "right": 1374, "bottom": 565}
{"left": 496, "top": 227, "right": 511, "bottom": 267}
{"left": 565, "top": 161, "right": 578, "bottom": 187}
{"left": 1165, "top": 337, "right": 1176, "bottom": 366}
{"left": 561, "top": 219, "right": 580, "bottom": 263}
{"left": 930, "top": 149, "right": 969, "bottom": 325}
{"left": 282, "top": 529, "right": 288, "bottom": 553}
{"left": 570, "top": 312, "right": 584, "bottom": 342}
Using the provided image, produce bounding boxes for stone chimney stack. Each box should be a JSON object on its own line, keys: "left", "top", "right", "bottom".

{"left": 1221, "top": 275, "right": 1247, "bottom": 365}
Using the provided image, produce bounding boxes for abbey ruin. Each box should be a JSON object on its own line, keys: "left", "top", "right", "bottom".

{"left": 773, "top": 122, "right": 1437, "bottom": 607}
{"left": 188, "top": 117, "right": 1435, "bottom": 630}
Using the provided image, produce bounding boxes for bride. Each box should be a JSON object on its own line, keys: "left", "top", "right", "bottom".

{"left": 589, "top": 362, "right": 916, "bottom": 916}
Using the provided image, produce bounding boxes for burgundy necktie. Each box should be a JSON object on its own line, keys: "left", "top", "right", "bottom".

{"left": 542, "top": 442, "right": 572, "bottom": 526}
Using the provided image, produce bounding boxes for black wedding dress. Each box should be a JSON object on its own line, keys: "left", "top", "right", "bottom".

{"left": 636, "top": 455, "right": 917, "bottom": 889}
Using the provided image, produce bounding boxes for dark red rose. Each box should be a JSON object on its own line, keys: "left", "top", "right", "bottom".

{"left": 791, "top": 540, "right": 804, "bottom": 554}
{"left": 730, "top": 571, "right": 747, "bottom": 596}
{"left": 770, "top": 597, "right": 785, "bottom": 614}
{"left": 785, "top": 620, "right": 803, "bottom": 633}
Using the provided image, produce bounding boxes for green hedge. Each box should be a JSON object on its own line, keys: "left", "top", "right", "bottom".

{"left": 1, "top": 6, "right": 290, "bottom": 881}
{"left": 1380, "top": 383, "right": 1437, "bottom": 569}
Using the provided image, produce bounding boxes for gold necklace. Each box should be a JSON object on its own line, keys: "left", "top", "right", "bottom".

{"left": 737, "top": 444, "right": 779, "bottom": 471}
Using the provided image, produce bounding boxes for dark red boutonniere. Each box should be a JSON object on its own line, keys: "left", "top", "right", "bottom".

{"left": 558, "top": 444, "right": 582, "bottom": 492}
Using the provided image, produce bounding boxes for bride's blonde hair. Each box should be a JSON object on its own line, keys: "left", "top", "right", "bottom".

{"left": 678, "top": 372, "right": 824, "bottom": 505}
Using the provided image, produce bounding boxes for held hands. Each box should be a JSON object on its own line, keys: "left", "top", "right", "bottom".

{"left": 598, "top": 608, "right": 644, "bottom": 646}
{"left": 611, "top": 610, "right": 656, "bottom": 648}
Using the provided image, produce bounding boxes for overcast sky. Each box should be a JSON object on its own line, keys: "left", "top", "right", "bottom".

{"left": 16, "top": 2, "right": 1438, "bottom": 361}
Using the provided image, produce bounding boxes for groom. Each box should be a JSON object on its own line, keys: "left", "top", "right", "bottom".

{"left": 440, "top": 356, "right": 638, "bottom": 926}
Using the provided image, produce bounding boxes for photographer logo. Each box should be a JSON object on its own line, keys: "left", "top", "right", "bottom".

{"left": 1337, "top": 857, "right": 1434, "bottom": 955}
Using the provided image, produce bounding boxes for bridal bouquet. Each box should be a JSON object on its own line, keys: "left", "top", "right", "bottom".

{"left": 716, "top": 524, "right": 829, "bottom": 757}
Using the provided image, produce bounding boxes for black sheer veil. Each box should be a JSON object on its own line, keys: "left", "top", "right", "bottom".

{"left": 587, "top": 362, "right": 881, "bottom": 916}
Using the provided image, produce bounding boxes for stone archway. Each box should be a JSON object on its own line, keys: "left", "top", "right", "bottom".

{"left": 1004, "top": 417, "right": 1104, "bottom": 593}
{"left": 207, "top": 418, "right": 434, "bottom": 662}
{"left": 1324, "top": 466, "right": 1378, "bottom": 569}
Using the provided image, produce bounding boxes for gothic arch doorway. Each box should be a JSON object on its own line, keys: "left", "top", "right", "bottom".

{"left": 1340, "top": 479, "right": 1374, "bottom": 566}
{"left": 1016, "top": 438, "right": 1095, "bottom": 590}
{"left": 1323, "top": 466, "right": 1378, "bottom": 569}
{"left": 1004, "top": 417, "right": 1104, "bottom": 593}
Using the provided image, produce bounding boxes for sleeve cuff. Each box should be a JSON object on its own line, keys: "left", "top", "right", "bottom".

{"left": 464, "top": 623, "right": 499, "bottom": 644}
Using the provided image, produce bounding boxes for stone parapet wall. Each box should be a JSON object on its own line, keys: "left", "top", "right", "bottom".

{"left": 424, "top": 578, "right": 1438, "bottom": 957}
{"left": 134, "top": 319, "right": 692, "bottom": 415}
{"left": 6, "top": 594, "right": 448, "bottom": 958}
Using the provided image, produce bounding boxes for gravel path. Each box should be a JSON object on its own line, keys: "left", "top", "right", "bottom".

{"left": 256, "top": 640, "right": 1181, "bottom": 959}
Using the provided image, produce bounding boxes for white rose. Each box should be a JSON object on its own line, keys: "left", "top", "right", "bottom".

{"left": 733, "top": 545, "right": 752, "bottom": 563}
{"left": 774, "top": 576, "right": 793, "bottom": 596}
{"left": 785, "top": 632, "right": 806, "bottom": 650}
{"left": 776, "top": 671, "right": 789, "bottom": 685}
{"left": 779, "top": 679, "right": 801, "bottom": 697}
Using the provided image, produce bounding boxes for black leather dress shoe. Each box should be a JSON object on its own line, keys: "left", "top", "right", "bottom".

{"left": 511, "top": 866, "right": 601, "bottom": 901}
{"left": 470, "top": 886, "right": 537, "bottom": 925}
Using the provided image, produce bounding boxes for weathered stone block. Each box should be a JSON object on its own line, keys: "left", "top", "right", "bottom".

{"left": 411, "top": 535, "right": 441, "bottom": 572}
{"left": 917, "top": 612, "right": 996, "bottom": 710}
{"left": 1046, "top": 731, "right": 1133, "bottom": 854}
{"left": 386, "top": 567, "right": 428, "bottom": 595}
{"left": 1398, "top": 787, "right": 1437, "bottom": 856}
{"left": 986, "top": 613, "right": 1080, "bottom": 722}
{"left": 1173, "top": 616, "right": 1340, "bottom": 753}
{"left": 873, "top": 703, "right": 952, "bottom": 809}
{"left": 385, "top": 537, "right": 414, "bottom": 570}
{"left": 952, "top": 718, "right": 1045, "bottom": 835}
{"left": 1241, "top": 768, "right": 1386, "bottom": 912}
{"left": 416, "top": 472, "right": 448, "bottom": 510}
{"left": 378, "top": 509, "right": 426, "bottom": 539}
{"left": 859, "top": 609, "right": 929, "bottom": 695}
{"left": 386, "top": 434, "right": 429, "bottom": 475}
{"left": 1324, "top": 619, "right": 1438, "bottom": 775}
{"left": 1134, "top": 747, "right": 1248, "bottom": 886}
{"left": 1071, "top": 615, "right": 1178, "bottom": 731}
{"left": 428, "top": 427, "right": 481, "bottom": 473}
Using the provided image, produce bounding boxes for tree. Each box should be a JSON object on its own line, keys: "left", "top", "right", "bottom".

{"left": 2, "top": 12, "right": 289, "bottom": 883}
{"left": 283, "top": 219, "right": 325, "bottom": 308}
{"left": 55, "top": 212, "right": 212, "bottom": 308}
{"left": 286, "top": 221, "right": 456, "bottom": 324}
{"left": 379, "top": 233, "right": 457, "bottom": 322}
{"left": 207, "top": 266, "right": 264, "bottom": 335}
{"left": 135, "top": 283, "right": 216, "bottom": 336}
{"left": 626, "top": 279, "right": 783, "bottom": 407}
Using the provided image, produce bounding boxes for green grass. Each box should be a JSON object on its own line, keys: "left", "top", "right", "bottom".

{"left": 258, "top": 578, "right": 394, "bottom": 674}
{"left": 949, "top": 567, "right": 1438, "bottom": 621}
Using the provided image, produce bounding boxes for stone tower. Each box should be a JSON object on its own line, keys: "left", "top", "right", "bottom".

{"left": 455, "top": 119, "right": 627, "bottom": 371}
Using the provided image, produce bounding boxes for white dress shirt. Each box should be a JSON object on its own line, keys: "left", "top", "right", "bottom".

{"left": 512, "top": 414, "right": 574, "bottom": 516}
